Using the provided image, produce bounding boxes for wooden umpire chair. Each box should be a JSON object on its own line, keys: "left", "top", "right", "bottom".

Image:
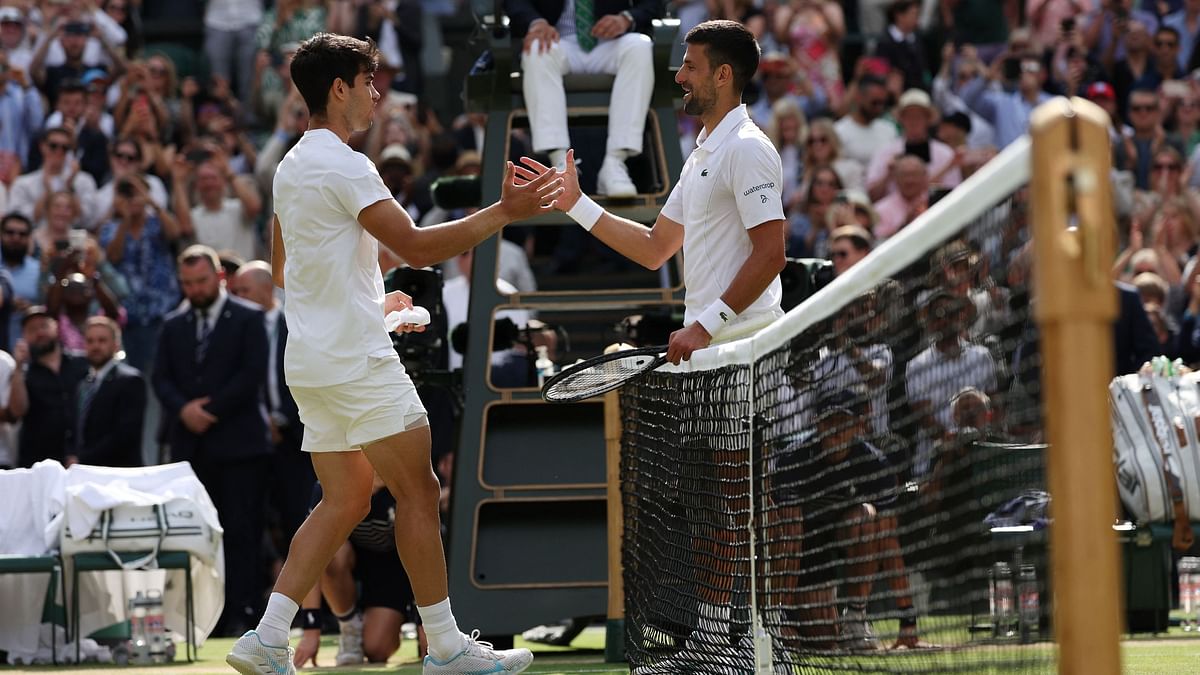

{"left": 464, "top": 0, "right": 683, "bottom": 204}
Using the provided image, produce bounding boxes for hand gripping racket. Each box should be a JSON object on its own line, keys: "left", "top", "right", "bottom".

{"left": 541, "top": 345, "right": 668, "bottom": 403}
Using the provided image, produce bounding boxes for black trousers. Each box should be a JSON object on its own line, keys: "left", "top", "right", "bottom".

{"left": 194, "top": 455, "right": 270, "bottom": 632}
{"left": 269, "top": 446, "right": 317, "bottom": 554}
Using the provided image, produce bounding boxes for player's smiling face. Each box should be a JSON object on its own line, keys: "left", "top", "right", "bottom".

{"left": 676, "top": 44, "right": 716, "bottom": 116}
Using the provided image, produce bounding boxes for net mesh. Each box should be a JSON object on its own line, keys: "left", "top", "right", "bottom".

{"left": 621, "top": 141, "right": 1056, "bottom": 672}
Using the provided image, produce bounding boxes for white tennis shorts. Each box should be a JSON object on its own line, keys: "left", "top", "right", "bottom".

{"left": 291, "top": 353, "right": 429, "bottom": 453}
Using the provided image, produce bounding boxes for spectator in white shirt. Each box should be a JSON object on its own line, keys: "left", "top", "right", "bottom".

{"left": 171, "top": 148, "right": 262, "bottom": 262}
{"left": 834, "top": 75, "right": 899, "bottom": 174}
{"left": 866, "top": 89, "right": 961, "bottom": 201}
{"left": 9, "top": 127, "right": 99, "bottom": 227}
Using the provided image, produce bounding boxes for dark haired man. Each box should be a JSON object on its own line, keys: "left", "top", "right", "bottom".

{"left": 524, "top": 19, "right": 785, "bottom": 671}
{"left": 154, "top": 245, "right": 271, "bottom": 636}
{"left": 227, "top": 33, "right": 561, "bottom": 675}
{"left": 0, "top": 212, "right": 41, "bottom": 351}
{"left": 533, "top": 19, "right": 785, "bottom": 365}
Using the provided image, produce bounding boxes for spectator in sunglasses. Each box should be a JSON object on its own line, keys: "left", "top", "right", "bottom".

{"left": 90, "top": 136, "right": 168, "bottom": 229}
{"left": 9, "top": 127, "right": 98, "bottom": 227}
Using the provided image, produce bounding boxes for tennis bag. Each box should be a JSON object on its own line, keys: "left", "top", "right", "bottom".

{"left": 60, "top": 497, "right": 222, "bottom": 569}
{"left": 1110, "top": 372, "right": 1200, "bottom": 550}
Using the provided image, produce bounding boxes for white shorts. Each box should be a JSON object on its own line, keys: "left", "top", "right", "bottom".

{"left": 291, "top": 353, "right": 429, "bottom": 453}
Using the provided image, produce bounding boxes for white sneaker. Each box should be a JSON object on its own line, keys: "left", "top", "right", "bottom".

{"left": 225, "top": 631, "right": 296, "bottom": 675}
{"left": 840, "top": 608, "right": 882, "bottom": 652}
{"left": 422, "top": 630, "right": 533, "bottom": 674}
{"left": 597, "top": 156, "right": 637, "bottom": 197}
{"left": 335, "top": 614, "right": 365, "bottom": 666}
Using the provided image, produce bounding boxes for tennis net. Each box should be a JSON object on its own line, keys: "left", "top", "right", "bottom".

{"left": 620, "top": 137, "right": 1060, "bottom": 673}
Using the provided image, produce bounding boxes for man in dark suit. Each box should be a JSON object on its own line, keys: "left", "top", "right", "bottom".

{"left": 1115, "top": 280, "right": 1160, "bottom": 375}
{"left": 152, "top": 245, "right": 271, "bottom": 636}
{"left": 506, "top": 0, "right": 663, "bottom": 196}
{"left": 230, "top": 261, "right": 314, "bottom": 554}
{"left": 874, "top": 0, "right": 927, "bottom": 92}
{"left": 68, "top": 316, "right": 146, "bottom": 467}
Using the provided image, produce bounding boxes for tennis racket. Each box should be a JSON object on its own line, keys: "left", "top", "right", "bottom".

{"left": 541, "top": 345, "right": 668, "bottom": 403}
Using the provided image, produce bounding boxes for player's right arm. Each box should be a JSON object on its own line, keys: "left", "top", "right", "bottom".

{"left": 270, "top": 215, "right": 285, "bottom": 289}
{"left": 357, "top": 161, "right": 562, "bottom": 269}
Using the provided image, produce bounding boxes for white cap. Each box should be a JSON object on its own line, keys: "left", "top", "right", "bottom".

{"left": 379, "top": 144, "right": 412, "bottom": 165}
{"left": 897, "top": 88, "right": 934, "bottom": 115}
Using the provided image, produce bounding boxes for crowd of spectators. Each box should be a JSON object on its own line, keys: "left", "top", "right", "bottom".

{"left": 0, "top": 0, "right": 1194, "bottom": 644}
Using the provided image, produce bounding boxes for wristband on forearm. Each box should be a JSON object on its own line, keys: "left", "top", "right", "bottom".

{"left": 566, "top": 194, "right": 604, "bottom": 231}
{"left": 696, "top": 299, "right": 737, "bottom": 336}
{"left": 300, "top": 608, "right": 322, "bottom": 630}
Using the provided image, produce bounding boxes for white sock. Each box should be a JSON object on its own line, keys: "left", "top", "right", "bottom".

{"left": 548, "top": 149, "right": 567, "bottom": 169}
{"left": 418, "top": 597, "right": 466, "bottom": 661}
{"left": 256, "top": 593, "right": 299, "bottom": 647}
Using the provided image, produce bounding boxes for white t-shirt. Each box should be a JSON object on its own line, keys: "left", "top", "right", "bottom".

{"left": 273, "top": 129, "right": 397, "bottom": 387}
{"left": 192, "top": 198, "right": 258, "bottom": 262}
{"left": 904, "top": 339, "right": 997, "bottom": 477}
{"left": 813, "top": 343, "right": 894, "bottom": 435}
{"left": 0, "top": 351, "right": 15, "bottom": 467}
{"left": 833, "top": 115, "right": 899, "bottom": 173}
{"left": 660, "top": 105, "right": 784, "bottom": 331}
{"left": 904, "top": 339, "right": 996, "bottom": 428}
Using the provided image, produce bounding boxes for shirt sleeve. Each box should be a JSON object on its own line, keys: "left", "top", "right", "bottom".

{"left": 329, "top": 156, "right": 395, "bottom": 219}
{"left": 661, "top": 179, "right": 684, "bottom": 224}
{"left": 0, "top": 351, "right": 14, "bottom": 409}
{"left": 728, "top": 136, "right": 785, "bottom": 230}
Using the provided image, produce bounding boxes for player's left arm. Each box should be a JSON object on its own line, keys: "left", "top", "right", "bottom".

{"left": 666, "top": 219, "right": 786, "bottom": 364}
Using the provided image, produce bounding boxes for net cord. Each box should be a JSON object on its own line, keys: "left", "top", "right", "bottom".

{"left": 662, "top": 135, "right": 1032, "bottom": 374}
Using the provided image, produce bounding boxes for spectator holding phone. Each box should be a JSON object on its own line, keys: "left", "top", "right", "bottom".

{"left": 91, "top": 136, "right": 169, "bottom": 229}
{"left": 34, "top": 191, "right": 85, "bottom": 260}
{"left": 172, "top": 146, "right": 262, "bottom": 261}
{"left": 31, "top": 11, "right": 127, "bottom": 110}
{"left": 866, "top": 90, "right": 960, "bottom": 201}
{"left": 1027, "top": 1, "right": 1096, "bottom": 51}
{"left": 957, "top": 54, "right": 1053, "bottom": 149}
{"left": 98, "top": 173, "right": 181, "bottom": 371}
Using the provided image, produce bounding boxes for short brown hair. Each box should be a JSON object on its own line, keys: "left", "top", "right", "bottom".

{"left": 84, "top": 315, "right": 122, "bottom": 345}
{"left": 290, "top": 33, "right": 379, "bottom": 117}
{"left": 177, "top": 244, "right": 221, "bottom": 272}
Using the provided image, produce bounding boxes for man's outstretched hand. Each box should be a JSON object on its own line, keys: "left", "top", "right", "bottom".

{"left": 512, "top": 150, "right": 581, "bottom": 213}
{"left": 499, "top": 160, "right": 564, "bottom": 221}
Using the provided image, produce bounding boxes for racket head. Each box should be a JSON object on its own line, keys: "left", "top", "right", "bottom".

{"left": 541, "top": 345, "right": 668, "bottom": 403}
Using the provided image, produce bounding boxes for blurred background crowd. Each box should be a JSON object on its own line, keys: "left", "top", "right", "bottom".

{"left": 0, "top": 0, "right": 1195, "bottom": 640}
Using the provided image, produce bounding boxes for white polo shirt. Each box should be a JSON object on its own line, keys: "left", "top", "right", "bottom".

{"left": 661, "top": 105, "right": 785, "bottom": 330}
{"left": 273, "top": 129, "right": 397, "bottom": 387}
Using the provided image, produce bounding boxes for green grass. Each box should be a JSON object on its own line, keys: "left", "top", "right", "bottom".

{"left": 4, "top": 626, "right": 1200, "bottom": 673}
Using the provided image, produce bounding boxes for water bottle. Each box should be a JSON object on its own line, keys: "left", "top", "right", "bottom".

{"left": 990, "top": 562, "right": 1014, "bottom": 639}
{"left": 1181, "top": 557, "right": 1200, "bottom": 632}
{"left": 1017, "top": 564, "right": 1039, "bottom": 643}
{"left": 144, "top": 589, "right": 170, "bottom": 663}
{"left": 128, "top": 591, "right": 151, "bottom": 665}
{"left": 535, "top": 345, "right": 555, "bottom": 387}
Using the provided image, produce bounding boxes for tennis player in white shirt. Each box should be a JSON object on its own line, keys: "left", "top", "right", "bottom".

{"left": 226, "top": 33, "right": 562, "bottom": 675}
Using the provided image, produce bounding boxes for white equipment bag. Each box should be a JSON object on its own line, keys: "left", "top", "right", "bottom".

{"left": 1110, "top": 372, "right": 1200, "bottom": 550}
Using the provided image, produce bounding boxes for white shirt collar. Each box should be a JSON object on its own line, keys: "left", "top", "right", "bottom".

{"left": 696, "top": 105, "right": 751, "bottom": 152}
{"left": 888, "top": 24, "right": 913, "bottom": 43}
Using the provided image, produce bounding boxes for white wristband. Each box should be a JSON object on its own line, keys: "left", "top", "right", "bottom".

{"left": 696, "top": 299, "right": 737, "bottom": 337}
{"left": 566, "top": 193, "right": 604, "bottom": 231}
